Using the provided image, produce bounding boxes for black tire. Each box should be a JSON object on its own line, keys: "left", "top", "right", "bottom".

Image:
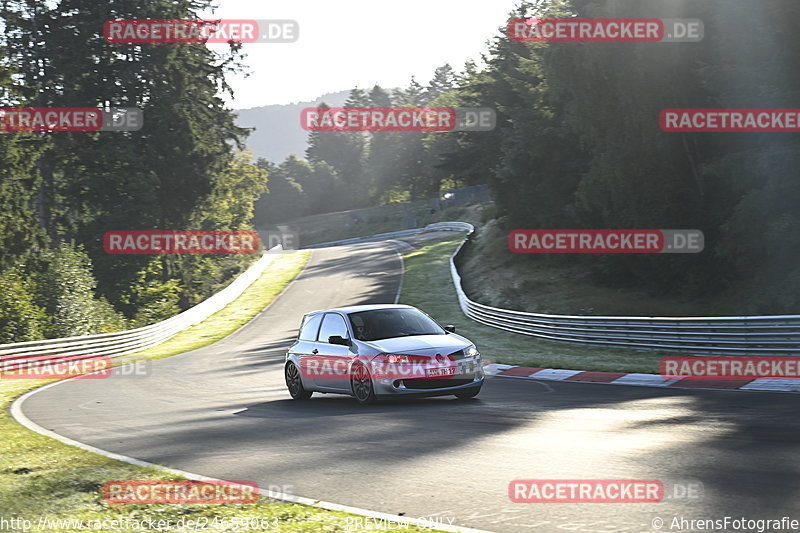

{"left": 454, "top": 388, "right": 481, "bottom": 400}
{"left": 350, "top": 362, "right": 377, "bottom": 405}
{"left": 285, "top": 362, "right": 312, "bottom": 400}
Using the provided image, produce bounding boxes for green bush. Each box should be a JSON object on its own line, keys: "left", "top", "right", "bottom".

{"left": 126, "top": 259, "right": 182, "bottom": 328}
{"left": 0, "top": 269, "right": 46, "bottom": 343}
{"left": 33, "top": 244, "right": 127, "bottom": 338}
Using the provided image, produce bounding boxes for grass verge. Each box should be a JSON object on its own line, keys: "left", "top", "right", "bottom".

{"left": 458, "top": 218, "right": 792, "bottom": 317}
{"left": 399, "top": 236, "right": 667, "bottom": 374}
{"left": 0, "top": 250, "right": 435, "bottom": 532}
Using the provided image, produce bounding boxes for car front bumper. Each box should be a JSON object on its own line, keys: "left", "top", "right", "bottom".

{"left": 373, "top": 363, "right": 485, "bottom": 398}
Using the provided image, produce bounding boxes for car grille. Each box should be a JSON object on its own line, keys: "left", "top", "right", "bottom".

{"left": 401, "top": 378, "right": 473, "bottom": 389}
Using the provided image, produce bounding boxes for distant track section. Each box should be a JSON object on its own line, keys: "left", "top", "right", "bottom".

{"left": 310, "top": 221, "right": 800, "bottom": 355}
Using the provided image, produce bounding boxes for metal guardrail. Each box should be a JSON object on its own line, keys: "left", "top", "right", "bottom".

{"left": 0, "top": 246, "right": 283, "bottom": 369}
{"left": 302, "top": 228, "right": 427, "bottom": 249}
{"left": 302, "top": 222, "right": 474, "bottom": 250}
{"left": 36, "top": 220, "right": 793, "bottom": 359}
{"left": 442, "top": 223, "right": 800, "bottom": 355}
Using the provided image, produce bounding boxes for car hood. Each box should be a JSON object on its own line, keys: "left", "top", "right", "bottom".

{"left": 364, "top": 334, "right": 471, "bottom": 355}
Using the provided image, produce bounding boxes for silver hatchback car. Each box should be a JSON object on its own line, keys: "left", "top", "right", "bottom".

{"left": 284, "top": 304, "right": 484, "bottom": 404}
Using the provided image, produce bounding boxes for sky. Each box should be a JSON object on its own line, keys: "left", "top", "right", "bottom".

{"left": 202, "top": 0, "right": 524, "bottom": 110}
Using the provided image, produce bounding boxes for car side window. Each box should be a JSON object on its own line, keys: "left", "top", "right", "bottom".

{"left": 298, "top": 314, "right": 323, "bottom": 341}
{"left": 349, "top": 314, "right": 366, "bottom": 340}
{"left": 318, "top": 313, "right": 350, "bottom": 343}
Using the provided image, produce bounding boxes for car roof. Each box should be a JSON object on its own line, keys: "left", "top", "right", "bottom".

{"left": 306, "top": 304, "right": 415, "bottom": 316}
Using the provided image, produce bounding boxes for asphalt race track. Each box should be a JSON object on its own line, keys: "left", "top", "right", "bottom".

{"left": 19, "top": 241, "right": 800, "bottom": 532}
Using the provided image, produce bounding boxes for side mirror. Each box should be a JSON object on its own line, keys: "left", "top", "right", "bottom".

{"left": 328, "top": 335, "right": 351, "bottom": 346}
{"left": 444, "top": 325, "right": 456, "bottom": 333}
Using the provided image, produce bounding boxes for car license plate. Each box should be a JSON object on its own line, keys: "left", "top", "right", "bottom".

{"left": 427, "top": 366, "right": 457, "bottom": 377}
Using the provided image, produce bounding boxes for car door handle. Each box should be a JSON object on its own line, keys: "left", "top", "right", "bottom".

{"left": 312, "top": 349, "right": 319, "bottom": 354}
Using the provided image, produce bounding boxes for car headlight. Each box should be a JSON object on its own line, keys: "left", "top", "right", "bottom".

{"left": 466, "top": 345, "right": 480, "bottom": 358}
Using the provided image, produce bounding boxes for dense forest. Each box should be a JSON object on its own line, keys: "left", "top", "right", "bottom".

{"left": 0, "top": 0, "right": 266, "bottom": 342}
{"left": 2, "top": 0, "right": 799, "bottom": 344}
{"left": 260, "top": 0, "right": 800, "bottom": 312}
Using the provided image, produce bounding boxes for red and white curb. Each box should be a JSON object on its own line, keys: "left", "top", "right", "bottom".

{"left": 483, "top": 364, "right": 800, "bottom": 393}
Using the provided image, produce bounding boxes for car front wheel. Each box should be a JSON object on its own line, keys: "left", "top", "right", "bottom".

{"left": 350, "top": 362, "right": 377, "bottom": 405}
{"left": 285, "top": 361, "right": 312, "bottom": 400}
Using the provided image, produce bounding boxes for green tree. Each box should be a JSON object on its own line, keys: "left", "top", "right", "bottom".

{"left": 254, "top": 158, "right": 307, "bottom": 224}
{"left": 0, "top": 268, "right": 46, "bottom": 343}
{"left": 33, "top": 244, "right": 126, "bottom": 337}
{"left": 0, "top": 38, "right": 49, "bottom": 268}
{"left": 424, "top": 64, "right": 457, "bottom": 104}
{"left": 306, "top": 96, "right": 366, "bottom": 207}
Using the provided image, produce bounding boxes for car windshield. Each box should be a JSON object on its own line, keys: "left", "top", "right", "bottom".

{"left": 348, "top": 308, "right": 445, "bottom": 341}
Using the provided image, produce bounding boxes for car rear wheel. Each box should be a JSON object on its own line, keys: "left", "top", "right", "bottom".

{"left": 285, "top": 362, "right": 312, "bottom": 400}
{"left": 351, "top": 362, "right": 376, "bottom": 405}
{"left": 454, "top": 387, "right": 481, "bottom": 400}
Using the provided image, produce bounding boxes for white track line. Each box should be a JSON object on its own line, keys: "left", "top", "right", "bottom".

{"left": 9, "top": 251, "right": 490, "bottom": 533}
{"left": 387, "top": 240, "right": 406, "bottom": 304}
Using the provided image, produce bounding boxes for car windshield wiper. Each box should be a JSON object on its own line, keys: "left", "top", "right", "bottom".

{"left": 362, "top": 332, "right": 441, "bottom": 341}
